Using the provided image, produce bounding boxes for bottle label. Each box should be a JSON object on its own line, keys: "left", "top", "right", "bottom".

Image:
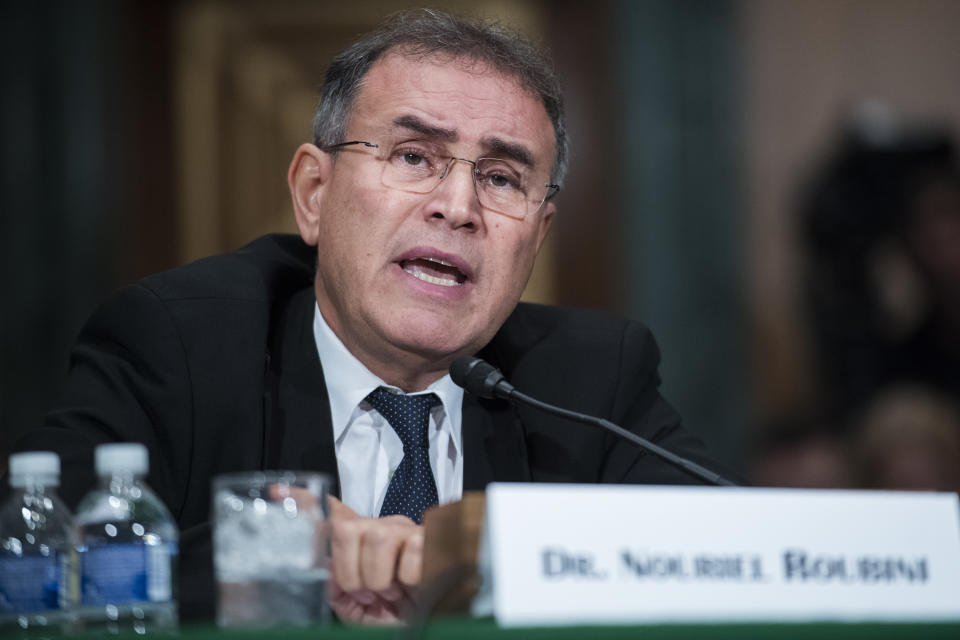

{"left": 0, "top": 552, "right": 63, "bottom": 613}
{"left": 81, "top": 543, "right": 176, "bottom": 605}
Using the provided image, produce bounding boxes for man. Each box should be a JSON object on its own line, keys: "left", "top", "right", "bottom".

{"left": 13, "top": 9, "right": 720, "bottom": 625}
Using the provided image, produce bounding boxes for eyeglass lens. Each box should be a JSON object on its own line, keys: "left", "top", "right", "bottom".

{"left": 379, "top": 143, "right": 549, "bottom": 219}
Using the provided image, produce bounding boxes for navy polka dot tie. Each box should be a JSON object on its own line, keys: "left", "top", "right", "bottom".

{"left": 365, "top": 386, "right": 442, "bottom": 525}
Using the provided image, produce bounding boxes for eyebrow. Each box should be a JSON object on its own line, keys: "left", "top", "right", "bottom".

{"left": 392, "top": 115, "right": 457, "bottom": 142}
{"left": 391, "top": 115, "right": 536, "bottom": 169}
{"left": 481, "top": 137, "right": 534, "bottom": 169}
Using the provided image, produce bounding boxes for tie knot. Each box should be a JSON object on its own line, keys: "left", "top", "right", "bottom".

{"left": 364, "top": 386, "right": 441, "bottom": 450}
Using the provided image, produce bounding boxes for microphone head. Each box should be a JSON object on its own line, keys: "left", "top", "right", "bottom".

{"left": 449, "top": 357, "right": 512, "bottom": 399}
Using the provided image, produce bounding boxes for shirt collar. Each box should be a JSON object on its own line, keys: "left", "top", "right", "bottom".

{"left": 312, "top": 303, "right": 463, "bottom": 450}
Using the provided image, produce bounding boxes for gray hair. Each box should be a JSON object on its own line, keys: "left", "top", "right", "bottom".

{"left": 312, "top": 9, "right": 569, "bottom": 188}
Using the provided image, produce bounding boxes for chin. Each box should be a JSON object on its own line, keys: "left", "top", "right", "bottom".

{"left": 396, "top": 330, "right": 472, "bottom": 361}
{"left": 384, "top": 316, "right": 479, "bottom": 362}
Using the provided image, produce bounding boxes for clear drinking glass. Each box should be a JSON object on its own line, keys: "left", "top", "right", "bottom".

{"left": 211, "top": 471, "right": 330, "bottom": 629}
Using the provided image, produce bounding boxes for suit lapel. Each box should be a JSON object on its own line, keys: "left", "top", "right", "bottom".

{"left": 264, "top": 287, "right": 341, "bottom": 498}
{"left": 462, "top": 392, "right": 530, "bottom": 491}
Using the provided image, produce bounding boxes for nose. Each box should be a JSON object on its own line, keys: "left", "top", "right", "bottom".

{"left": 424, "top": 158, "right": 483, "bottom": 231}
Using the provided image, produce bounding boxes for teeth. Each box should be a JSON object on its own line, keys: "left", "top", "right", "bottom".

{"left": 403, "top": 264, "right": 463, "bottom": 287}
{"left": 423, "top": 257, "right": 455, "bottom": 267}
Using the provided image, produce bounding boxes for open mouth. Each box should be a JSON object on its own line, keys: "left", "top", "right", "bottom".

{"left": 400, "top": 257, "right": 468, "bottom": 287}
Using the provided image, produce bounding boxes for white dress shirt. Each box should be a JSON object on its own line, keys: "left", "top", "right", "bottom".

{"left": 313, "top": 304, "right": 464, "bottom": 517}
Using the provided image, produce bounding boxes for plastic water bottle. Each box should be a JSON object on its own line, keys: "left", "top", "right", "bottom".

{"left": 75, "top": 443, "right": 178, "bottom": 633}
{"left": 0, "top": 451, "right": 78, "bottom": 636}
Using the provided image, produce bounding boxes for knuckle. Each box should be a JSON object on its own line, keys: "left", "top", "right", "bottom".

{"left": 383, "top": 514, "right": 415, "bottom": 527}
{"left": 366, "top": 526, "right": 392, "bottom": 547}
{"left": 405, "top": 531, "right": 424, "bottom": 552}
{"left": 332, "top": 518, "right": 362, "bottom": 543}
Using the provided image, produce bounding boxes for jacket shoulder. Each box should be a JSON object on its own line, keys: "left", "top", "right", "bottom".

{"left": 485, "top": 302, "right": 660, "bottom": 398}
{"left": 138, "top": 234, "right": 314, "bottom": 303}
{"left": 490, "top": 303, "right": 646, "bottom": 361}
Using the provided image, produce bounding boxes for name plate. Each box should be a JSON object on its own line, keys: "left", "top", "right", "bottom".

{"left": 472, "top": 483, "right": 960, "bottom": 626}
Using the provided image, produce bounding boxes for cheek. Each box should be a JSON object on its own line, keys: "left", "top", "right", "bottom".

{"left": 488, "top": 227, "right": 541, "bottom": 293}
{"left": 321, "top": 188, "right": 389, "bottom": 259}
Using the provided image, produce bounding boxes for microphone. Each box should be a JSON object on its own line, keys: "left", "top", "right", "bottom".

{"left": 450, "top": 356, "right": 736, "bottom": 487}
{"left": 449, "top": 357, "right": 515, "bottom": 398}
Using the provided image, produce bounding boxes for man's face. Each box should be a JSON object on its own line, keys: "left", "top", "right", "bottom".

{"left": 303, "top": 53, "right": 556, "bottom": 385}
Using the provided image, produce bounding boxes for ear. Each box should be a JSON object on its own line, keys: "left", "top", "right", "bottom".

{"left": 534, "top": 201, "right": 556, "bottom": 251}
{"left": 288, "top": 143, "right": 332, "bottom": 246}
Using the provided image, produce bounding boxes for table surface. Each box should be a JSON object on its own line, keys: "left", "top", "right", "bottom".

{"left": 65, "top": 618, "right": 960, "bottom": 639}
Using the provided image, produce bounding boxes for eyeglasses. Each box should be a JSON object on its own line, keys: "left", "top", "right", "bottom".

{"left": 321, "top": 139, "right": 559, "bottom": 220}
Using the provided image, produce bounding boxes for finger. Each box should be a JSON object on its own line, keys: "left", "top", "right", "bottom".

{"left": 327, "top": 495, "right": 356, "bottom": 519}
{"left": 329, "top": 592, "right": 365, "bottom": 624}
{"left": 327, "top": 583, "right": 402, "bottom": 626}
{"left": 395, "top": 525, "right": 424, "bottom": 589}
{"left": 360, "top": 598, "right": 402, "bottom": 626}
{"left": 378, "top": 582, "right": 404, "bottom": 603}
{"left": 348, "top": 588, "right": 376, "bottom": 605}
{"left": 359, "top": 520, "right": 407, "bottom": 591}
{"left": 327, "top": 577, "right": 357, "bottom": 622}
{"left": 330, "top": 516, "right": 364, "bottom": 591}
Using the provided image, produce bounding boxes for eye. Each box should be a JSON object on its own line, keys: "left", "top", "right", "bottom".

{"left": 477, "top": 163, "right": 523, "bottom": 192}
{"left": 389, "top": 144, "right": 438, "bottom": 174}
{"left": 402, "top": 152, "right": 425, "bottom": 166}
{"left": 486, "top": 173, "right": 515, "bottom": 189}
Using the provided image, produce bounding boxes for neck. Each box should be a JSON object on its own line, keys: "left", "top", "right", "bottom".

{"left": 341, "top": 335, "right": 452, "bottom": 392}
{"left": 363, "top": 358, "right": 449, "bottom": 392}
{"left": 315, "top": 298, "right": 457, "bottom": 393}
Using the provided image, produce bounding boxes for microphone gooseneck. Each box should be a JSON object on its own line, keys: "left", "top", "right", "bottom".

{"left": 449, "top": 356, "right": 736, "bottom": 487}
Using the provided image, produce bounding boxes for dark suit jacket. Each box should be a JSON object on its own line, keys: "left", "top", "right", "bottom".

{"left": 12, "top": 234, "right": 720, "bottom": 619}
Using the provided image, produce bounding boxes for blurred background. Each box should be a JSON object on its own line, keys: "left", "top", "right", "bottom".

{"left": 3, "top": 0, "right": 959, "bottom": 491}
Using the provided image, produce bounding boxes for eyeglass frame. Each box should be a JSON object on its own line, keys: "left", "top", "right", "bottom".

{"left": 319, "top": 140, "right": 560, "bottom": 220}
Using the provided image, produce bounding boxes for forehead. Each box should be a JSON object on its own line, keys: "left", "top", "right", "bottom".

{"left": 349, "top": 53, "right": 556, "bottom": 166}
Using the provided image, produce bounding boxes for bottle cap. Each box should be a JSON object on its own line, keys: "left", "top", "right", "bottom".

{"left": 8, "top": 451, "right": 60, "bottom": 487}
{"left": 95, "top": 443, "right": 149, "bottom": 476}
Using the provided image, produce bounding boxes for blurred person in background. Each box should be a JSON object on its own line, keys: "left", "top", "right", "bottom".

{"left": 801, "top": 111, "right": 960, "bottom": 424}
{"left": 854, "top": 385, "right": 960, "bottom": 493}
{"left": 750, "top": 417, "right": 854, "bottom": 489}
{"left": 753, "top": 109, "right": 960, "bottom": 491}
